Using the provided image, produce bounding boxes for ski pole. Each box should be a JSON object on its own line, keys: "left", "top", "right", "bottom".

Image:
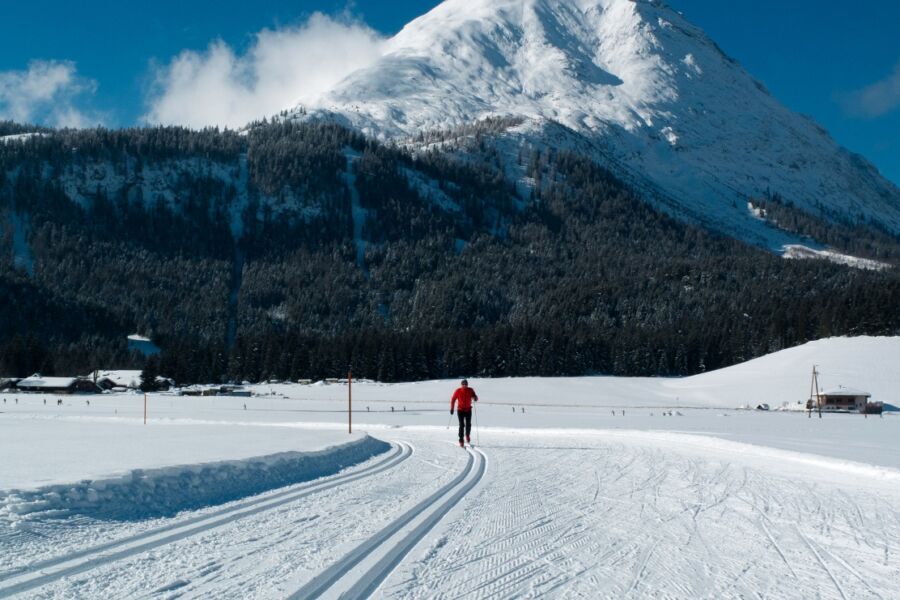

{"left": 446, "top": 410, "right": 453, "bottom": 429}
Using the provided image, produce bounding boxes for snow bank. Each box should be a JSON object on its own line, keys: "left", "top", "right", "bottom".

{"left": 0, "top": 435, "right": 389, "bottom": 522}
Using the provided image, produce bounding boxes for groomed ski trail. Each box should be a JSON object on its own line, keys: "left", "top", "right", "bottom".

{"left": 290, "top": 446, "right": 487, "bottom": 600}
{"left": 0, "top": 443, "right": 412, "bottom": 597}
{"left": 385, "top": 436, "right": 900, "bottom": 599}
{"left": 6, "top": 432, "right": 898, "bottom": 599}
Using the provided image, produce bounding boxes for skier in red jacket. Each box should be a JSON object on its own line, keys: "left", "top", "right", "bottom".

{"left": 450, "top": 379, "right": 478, "bottom": 447}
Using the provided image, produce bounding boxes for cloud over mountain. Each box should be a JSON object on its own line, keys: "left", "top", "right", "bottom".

{"left": 841, "top": 60, "right": 900, "bottom": 118}
{"left": 0, "top": 60, "right": 100, "bottom": 128}
{"left": 143, "top": 13, "right": 385, "bottom": 129}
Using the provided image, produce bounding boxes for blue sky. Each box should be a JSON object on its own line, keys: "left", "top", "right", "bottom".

{"left": 1, "top": 0, "right": 898, "bottom": 184}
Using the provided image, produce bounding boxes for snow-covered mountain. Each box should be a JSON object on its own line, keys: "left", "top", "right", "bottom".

{"left": 302, "top": 0, "right": 900, "bottom": 248}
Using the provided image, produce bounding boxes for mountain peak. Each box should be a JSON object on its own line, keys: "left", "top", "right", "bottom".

{"left": 326, "top": 0, "right": 680, "bottom": 135}
{"left": 300, "top": 0, "right": 900, "bottom": 245}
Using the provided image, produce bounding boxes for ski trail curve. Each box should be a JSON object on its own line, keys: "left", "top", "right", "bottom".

{"left": 0, "top": 443, "right": 412, "bottom": 597}
{"left": 290, "top": 447, "right": 486, "bottom": 600}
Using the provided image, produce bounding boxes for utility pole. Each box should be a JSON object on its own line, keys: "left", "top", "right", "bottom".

{"left": 807, "top": 366, "right": 814, "bottom": 418}
{"left": 348, "top": 366, "right": 352, "bottom": 434}
{"left": 808, "top": 365, "right": 822, "bottom": 419}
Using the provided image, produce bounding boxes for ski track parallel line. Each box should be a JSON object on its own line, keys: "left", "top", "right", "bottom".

{"left": 0, "top": 443, "right": 411, "bottom": 597}
{"left": 815, "top": 536, "right": 884, "bottom": 599}
{"left": 796, "top": 526, "right": 848, "bottom": 600}
{"left": 758, "top": 517, "right": 799, "bottom": 580}
{"left": 341, "top": 448, "right": 487, "bottom": 599}
{"left": 289, "top": 448, "right": 484, "bottom": 600}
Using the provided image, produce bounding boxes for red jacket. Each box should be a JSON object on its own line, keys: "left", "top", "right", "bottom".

{"left": 451, "top": 386, "right": 478, "bottom": 412}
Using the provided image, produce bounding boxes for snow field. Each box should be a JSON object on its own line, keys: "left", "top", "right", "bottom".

{"left": 389, "top": 432, "right": 900, "bottom": 599}
{"left": 0, "top": 415, "right": 379, "bottom": 491}
{"left": 0, "top": 443, "right": 411, "bottom": 597}
{"left": 3, "top": 431, "right": 897, "bottom": 598}
{"left": 1, "top": 439, "right": 472, "bottom": 598}
{"left": 0, "top": 336, "right": 898, "bottom": 597}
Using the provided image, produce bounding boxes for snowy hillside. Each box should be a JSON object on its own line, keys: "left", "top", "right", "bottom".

{"left": 255, "top": 335, "right": 898, "bottom": 413}
{"left": 304, "top": 0, "right": 900, "bottom": 247}
{"left": 667, "top": 335, "right": 900, "bottom": 408}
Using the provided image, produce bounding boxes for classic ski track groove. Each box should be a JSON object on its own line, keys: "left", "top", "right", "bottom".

{"left": 289, "top": 446, "right": 486, "bottom": 600}
{"left": 0, "top": 442, "right": 411, "bottom": 597}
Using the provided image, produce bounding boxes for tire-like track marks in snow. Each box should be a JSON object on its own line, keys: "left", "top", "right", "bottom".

{"left": 0, "top": 442, "right": 411, "bottom": 597}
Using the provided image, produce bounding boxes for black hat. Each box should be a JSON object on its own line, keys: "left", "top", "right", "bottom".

{"left": 461, "top": 379, "right": 468, "bottom": 386}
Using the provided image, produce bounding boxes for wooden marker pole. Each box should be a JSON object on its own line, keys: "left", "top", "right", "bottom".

{"left": 348, "top": 367, "right": 353, "bottom": 434}
{"left": 144, "top": 393, "right": 148, "bottom": 425}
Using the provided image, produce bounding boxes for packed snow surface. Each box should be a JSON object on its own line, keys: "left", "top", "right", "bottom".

{"left": 1, "top": 336, "right": 898, "bottom": 598}
{"left": 301, "top": 0, "right": 900, "bottom": 247}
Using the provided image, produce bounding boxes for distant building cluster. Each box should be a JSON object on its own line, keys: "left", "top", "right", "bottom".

{"left": 0, "top": 371, "right": 174, "bottom": 395}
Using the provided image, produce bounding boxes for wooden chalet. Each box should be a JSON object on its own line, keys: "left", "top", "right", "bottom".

{"left": 816, "top": 386, "right": 871, "bottom": 413}
{"left": 16, "top": 374, "right": 101, "bottom": 394}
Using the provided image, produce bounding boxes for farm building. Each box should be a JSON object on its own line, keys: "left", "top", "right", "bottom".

{"left": 816, "top": 387, "right": 871, "bottom": 412}
{"left": 92, "top": 370, "right": 143, "bottom": 390}
{"left": 16, "top": 374, "right": 101, "bottom": 394}
{"left": 91, "top": 370, "right": 174, "bottom": 391}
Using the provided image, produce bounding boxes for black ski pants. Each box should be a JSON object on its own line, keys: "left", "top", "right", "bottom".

{"left": 457, "top": 409, "right": 472, "bottom": 441}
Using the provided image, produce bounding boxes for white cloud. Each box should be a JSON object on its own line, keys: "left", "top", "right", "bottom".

{"left": 0, "top": 60, "right": 101, "bottom": 127}
{"left": 841, "top": 60, "right": 900, "bottom": 118}
{"left": 143, "top": 13, "right": 385, "bottom": 129}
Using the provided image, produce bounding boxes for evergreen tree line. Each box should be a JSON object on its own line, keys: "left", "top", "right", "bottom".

{"left": 1, "top": 122, "right": 898, "bottom": 383}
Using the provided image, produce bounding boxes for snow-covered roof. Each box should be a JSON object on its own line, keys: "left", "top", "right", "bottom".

{"left": 18, "top": 374, "right": 77, "bottom": 388}
{"left": 818, "top": 387, "right": 870, "bottom": 397}
{"left": 127, "top": 334, "right": 152, "bottom": 342}
{"left": 92, "top": 370, "right": 143, "bottom": 388}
